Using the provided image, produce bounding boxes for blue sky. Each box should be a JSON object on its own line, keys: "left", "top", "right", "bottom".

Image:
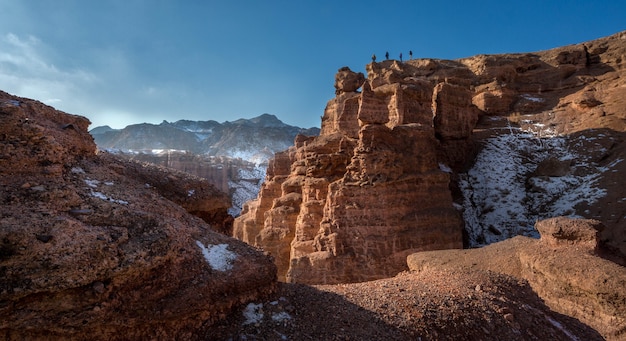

{"left": 0, "top": 1, "right": 624, "bottom": 129}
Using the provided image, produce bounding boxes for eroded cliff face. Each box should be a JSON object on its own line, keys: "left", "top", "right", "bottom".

{"left": 234, "top": 61, "right": 476, "bottom": 284}
{"left": 234, "top": 30, "right": 626, "bottom": 284}
{"left": 0, "top": 91, "right": 277, "bottom": 339}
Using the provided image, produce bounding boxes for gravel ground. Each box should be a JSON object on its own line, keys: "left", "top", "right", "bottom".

{"left": 205, "top": 268, "right": 603, "bottom": 340}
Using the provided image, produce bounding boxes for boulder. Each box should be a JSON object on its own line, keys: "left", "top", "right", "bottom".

{"left": 533, "top": 156, "right": 572, "bottom": 177}
{"left": 334, "top": 66, "right": 365, "bottom": 94}
{"left": 535, "top": 216, "right": 603, "bottom": 252}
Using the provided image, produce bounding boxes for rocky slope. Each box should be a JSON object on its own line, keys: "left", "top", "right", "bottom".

{"left": 208, "top": 267, "right": 604, "bottom": 341}
{"left": 116, "top": 152, "right": 266, "bottom": 217}
{"left": 0, "top": 91, "right": 277, "bottom": 339}
{"left": 408, "top": 217, "right": 626, "bottom": 340}
{"left": 234, "top": 30, "right": 626, "bottom": 285}
{"left": 208, "top": 216, "right": 621, "bottom": 340}
{"left": 458, "top": 31, "right": 626, "bottom": 259}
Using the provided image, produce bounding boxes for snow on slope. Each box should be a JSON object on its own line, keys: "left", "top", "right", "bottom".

{"left": 228, "top": 165, "right": 267, "bottom": 216}
{"left": 460, "top": 118, "right": 622, "bottom": 247}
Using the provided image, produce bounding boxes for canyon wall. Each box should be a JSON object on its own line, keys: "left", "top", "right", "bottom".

{"left": 234, "top": 30, "right": 626, "bottom": 284}
{"left": 234, "top": 61, "right": 479, "bottom": 284}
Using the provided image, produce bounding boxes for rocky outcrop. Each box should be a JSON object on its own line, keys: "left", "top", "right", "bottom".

{"left": 234, "top": 30, "right": 626, "bottom": 285}
{"left": 408, "top": 217, "right": 626, "bottom": 340}
{"left": 97, "top": 153, "right": 235, "bottom": 234}
{"left": 0, "top": 91, "right": 277, "bottom": 339}
{"left": 234, "top": 65, "right": 471, "bottom": 284}
{"left": 534, "top": 216, "right": 603, "bottom": 252}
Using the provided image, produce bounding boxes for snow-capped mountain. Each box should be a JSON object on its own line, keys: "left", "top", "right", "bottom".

{"left": 91, "top": 113, "right": 319, "bottom": 165}
{"left": 90, "top": 114, "right": 319, "bottom": 215}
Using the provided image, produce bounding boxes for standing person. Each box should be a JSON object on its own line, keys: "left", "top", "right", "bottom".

{"left": 409, "top": 50, "right": 413, "bottom": 60}
{"left": 385, "top": 51, "right": 389, "bottom": 60}
{"left": 399, "top": 52, "right": 403, "bottom": 62}
{"left": 372, "top": 54, "right": 376, "bottom": 62}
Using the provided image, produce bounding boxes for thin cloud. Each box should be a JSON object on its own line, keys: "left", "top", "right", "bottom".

{"left": 0, "top": 33, "right": 96, "bottom": 109}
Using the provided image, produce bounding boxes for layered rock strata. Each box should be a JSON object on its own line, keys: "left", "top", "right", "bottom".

{"left": 234, "top": 64, "right": 475, "bottom": 284}
{"left": 235, "top": 31, "right": 626, "bottom": 283}
{"left": 0, "top": 91, "right": 277, "bottom": 339}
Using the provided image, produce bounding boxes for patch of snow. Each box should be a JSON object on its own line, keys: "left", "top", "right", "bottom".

{"left": 438, "top": 163, "right": 452, "bottom": 173}
{"left": 90, "top": 191, "right": 128, "bottom": 205}
{"left": 598, "top": 158, "right": 623, "bottom": 172}
{"left": 228, "top": 165, "right": 267, "bottom": 216}
{"left": 84, "top": 178, "right": 127, "bottom": 204}
{"left": 187, "top": 189, "right": 195, "bottom": 197}
{"left": 272, "top": 311, "right": 292, "bottom": 322}
{"left": 195, "top": 241, "right": 237, "bottom": 271}
{"left": 194, "top": 132, "right": 211, "bottom": 141}
{"left": 521, "top": 94, "right": 544, "bottom": 102}
{"left": 91, "top": 191, "right": 108, "bottom": 200}
{"left": 84, "top": 179, "right": 100, "bottom": 188}
{"left": 460, "top": 122, "right": 618, "bottom": 247}
{"left": 242, "top": 303, "right": 264, "bottom": 325}
{"left": 71, "top": 167, "right": 85, "bottom": 174}
{"left": 545, "top": 316, "right": 579, "bottom": 341}
{"left": 148, "top": 149, "right": 187, "bottom": 155}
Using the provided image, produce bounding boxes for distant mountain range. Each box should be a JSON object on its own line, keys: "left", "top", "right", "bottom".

{"left": 89, "top": 114, "right": 320, "bottom": 216}
{"left": 90, "top": 113, "right": 320, "bottom": 165}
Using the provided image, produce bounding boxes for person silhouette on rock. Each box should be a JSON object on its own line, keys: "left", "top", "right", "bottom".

{"left": 372, "top": 54, "right": 376, "bottom": 62}
{"left": 385, "top": 51, "right": 389, "bottom": 60}
{"left": 409, "top": 50, "right": 413, "bottom": 60}
{"left": 400, "top": 52, "right": 403, "bottom": 62}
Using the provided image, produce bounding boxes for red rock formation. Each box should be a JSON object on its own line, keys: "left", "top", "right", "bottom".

{"left": 235, "top": 31, "right": 626, "bottom": 284}
{"left": 235, "top": 65, "right": 470, "bottom": 284}
{"left": 0, "top": 91, "right": 276, "bottom": 339}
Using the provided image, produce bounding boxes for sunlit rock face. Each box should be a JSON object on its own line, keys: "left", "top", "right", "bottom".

{"left": 234, "top": 64, "right": 472, "bottom": 284}
{"left": 236, "top": 30, "right": 626, "bottom": 283}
